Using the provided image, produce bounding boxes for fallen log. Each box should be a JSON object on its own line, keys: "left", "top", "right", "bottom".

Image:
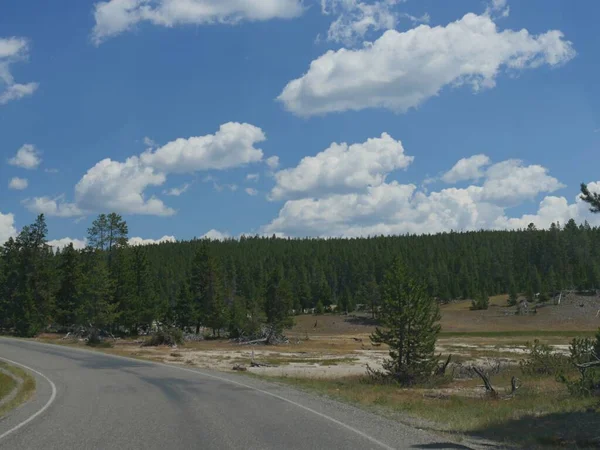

{"left": 250, "top": 361, "right": 276, "bottom": 368}
{"left": 239, "top": 338, "right": 268, "bottom": 345}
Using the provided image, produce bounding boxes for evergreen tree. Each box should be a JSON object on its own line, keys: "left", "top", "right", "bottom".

{"left": 371, "top": 258, "right": 441, "bottom": 385}
{"left": 265, "top": 267, "right": 294, "bottom": 337}
{"left": 191, "top": 243, "right": 227, "bottom": 335}
{"left": 228, "top": 295, "right": 247, "bottom": 338}
{"left": 471, "top": 291, "right": 489, "bottom": 310}
{"left": 508, "top": 283, "right": 518, "bottom": 306}
{"left": 78, "top": 250, "right": 117, "bottom": 331}
{"left": 315, "top": 300, "right": 325, "bottom": 314}
{"left": 55, "top": 243, "right": 83, "bottom": 328}
{"left": 111, "top": 247, "right": 136, "bottom": 332}
{"left": 131, "top": 247, "right": 157, "bottom": 331}
{"left": 174, "top": 281, "right": 194, "bottom": 330}
{"left": 581, "top": 183, "right": 600, "bottom": 213}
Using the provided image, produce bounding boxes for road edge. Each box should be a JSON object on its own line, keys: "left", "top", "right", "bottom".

{"left": 0, "top": 356, "right": 57, "bottom": 441}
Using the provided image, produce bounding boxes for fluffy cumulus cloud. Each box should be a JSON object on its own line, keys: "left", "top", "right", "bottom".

{"left": 47, "top": 237, "right": 88, "bottom": 250}
{"left": 474, "top": 159, "right": 564, "bottom": 206}
{"left": 23, "top": 196, "right": 84, "bottom": 218}
{"left": 278, "top": 12, "right": 575, "bottom": 116}
{"left": 0, "top": 37, "right": 38, "bottom": 105}
{"left": 129, "top": 235, "right": 176, "bottom": 246}
{"left": 270, "top": 133, "right": 413, "bottom": 200}
{"left": 92, "top": 0, "right": 304, "bottom": 44}
{"left": 494, "top": 183, "right": 600, "bottom": 230}
{"left": 201, "top": 229, "right": 231, "bottom": 240}
{"left": 245, "top": 187, "right": 258, "bottom": 196}
{"left": 8, "top": 144, "right": 42, "bottom": 169}
{"left": 442, "top": 154, "right": 491, "bottom": 183}
{"left": 0, "top": 212, "right": 17, "bottom": 244}
{"left": 140, "top": 122, "right": 265, "bottom": 173}
{"left": 266, "top": 156, "right": 280, "bottom": 170}
{"left": 8, "top": 177, "right": 28, "bottom": 190}
{"left": 27, "top": 123, "right": 267, "bottom": 217}
{"left": 263, "top": 148, "right": 588, "bottom": 237}
{"left": 74, "top": 156, "right": 173, "bottom": 216}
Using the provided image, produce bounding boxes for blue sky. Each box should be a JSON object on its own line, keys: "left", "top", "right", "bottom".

{"left": 1, "top": 0, "right": 599, "bottom": 247}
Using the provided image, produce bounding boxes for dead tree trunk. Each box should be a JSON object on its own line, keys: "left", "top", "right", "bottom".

{"left": 510, "top": 376, "right": 521, "bottom": 394}
{"left": 436, "top": 354, "right": 452, "bottom": 376}
{"left": 472, "top": 366, "right": 498, "bottom": 398}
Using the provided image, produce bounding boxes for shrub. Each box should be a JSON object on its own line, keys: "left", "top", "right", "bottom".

{"left": 519, "top": 339, "right": 571, "bottom": 376}
{"left": 315, "top": 301, "right": 325, "bottom": 314}
{"left": 471, "top": 293, "right": 489, "bottom": 311}
{"left": 144, "top": 327, "right": 184, "bottom": 347}
{"left": 559, "top": 337, "right": 600, "bottom": 396}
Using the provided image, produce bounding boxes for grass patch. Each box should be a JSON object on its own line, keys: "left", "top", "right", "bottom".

{"left": 254, "top": 357, "right": 360, "bottom": 366}
{"left": 0, "top": 362, "right": 36, "bottom": 417}
{"left": 439, "top": 330, "right": 597, "bottom": 338}
{"left": 0, "top": 371, "right": 17, "bottom": 400}
{"left": 262, "top": 371, "right": 600, "bottom": 448}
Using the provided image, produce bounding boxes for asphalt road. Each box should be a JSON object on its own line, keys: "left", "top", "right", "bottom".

{"left": 0, "top": 338, "right": 465, "bottom": 450}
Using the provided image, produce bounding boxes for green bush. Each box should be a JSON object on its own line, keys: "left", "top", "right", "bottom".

{"left": 560, "top": 337, "right": 600, "bottom": 396}
{"left": 144, "top": 327, "right": 184, "bottom": 347}
{"left": 315, "top": 301, "right": 325, "bottom": 314}
{"left": 470, "top": 294, "right": 489, "bottom": 311}
{"left": 520, "top": 339, "right": 571, "bottom": 376}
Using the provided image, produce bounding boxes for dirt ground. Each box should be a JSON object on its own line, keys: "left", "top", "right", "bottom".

{"left": 37, "top": 292, "right": 600, "bottom": 380}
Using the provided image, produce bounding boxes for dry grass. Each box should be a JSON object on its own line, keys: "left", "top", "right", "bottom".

{"left": 0, "top": 361, "right": 36, "bottom": 417}
{"left": 0, "top": 370, "right": 17, "bottom": 400}
{"left": 267, "top": 371, "right": 600, "bottom": 449}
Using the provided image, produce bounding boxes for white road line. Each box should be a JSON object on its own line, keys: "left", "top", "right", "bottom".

{"left": 0, "top": 338, "right": 394, "bottom": 449}
{"left": 0, "top": 356, "right": 57, "bottom": 441}
{"left": 163, "top": 364, "right": 396, "bottom": 450}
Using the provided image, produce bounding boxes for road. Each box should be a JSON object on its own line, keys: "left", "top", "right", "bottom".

{"left": 0, "top": 338, "right": 463, "bottom": 450}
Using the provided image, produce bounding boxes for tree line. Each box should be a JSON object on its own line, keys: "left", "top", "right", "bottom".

{"left": 1, "top": 207, "right": 599, "bottom": 337}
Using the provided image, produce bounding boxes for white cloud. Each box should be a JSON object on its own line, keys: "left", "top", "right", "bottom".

{"left": 494, "top": 182, "right": 600, "bottom": 230}
{"left": 164, "top": 182, "right": 190, "bottom": 196}
{"left": 474, "top": 159, "right": 564, "bottom": 206}
{"left": 213, "top": 182, "right": 238, "bottom": 192}
{"left": 442, "top": 154, "right": 491, "bottom": 184}
{"left": 140, "top": 122, "right": 265, "bottom": 173}
{"left": 74, "top": 156, "right": 174, "bottom": 216}
{"left": 278, "top": 12, "right": 575, "bottom": 116}
{"left": 266, "top": 156, "right": 280, "bottom": 170}
{"left": 129, "top": 235, "right": 176, "bottom": 246}
{"left": 270, "top": 133, "right": 413, "bottom": 200}
{"left": 47, "top": 237, "right": 88, "bottom": 250}
{"left": 92, "top": 0, "right": 305, "bottom": 44}
{"left": 0, "top": 37, "right": 38, "bottom": 105}
{"left": 143, "top": 136, "right": 157, "bottom": 147}
{"left": 29, "top": 123, "right": 264, "bottom": 217}
{"left": 485, "top": 0, "right": 510, "bottom": 19}
{"left": 322, "top": 0, "right": 402, "bottom": 46}
{"left": 8, "top": 144, "right": 42, "bottom": 169}
{"left": 245, "top": 187, "right": 258, "bottom": 196}
{"left": 246, "top": 173, "right": 260, "bottom": 182}
{"left": 0, "top": 212, "right": 17, "bottom": 244}
{"left": 23, "top": 196, "right": 84, "bottom": 218}
{"left": 201, "top": 229, "right": 231, "bottom": 240}
{"left": 263, "top": 150, "right": 570, "bottom": 238}
{"left": 8, "top": 177, "right": 28, "bottom": 190}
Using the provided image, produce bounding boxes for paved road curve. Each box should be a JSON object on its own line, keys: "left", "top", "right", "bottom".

{"left": 0, "top": 338, "right": 461, "bottom": 450}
